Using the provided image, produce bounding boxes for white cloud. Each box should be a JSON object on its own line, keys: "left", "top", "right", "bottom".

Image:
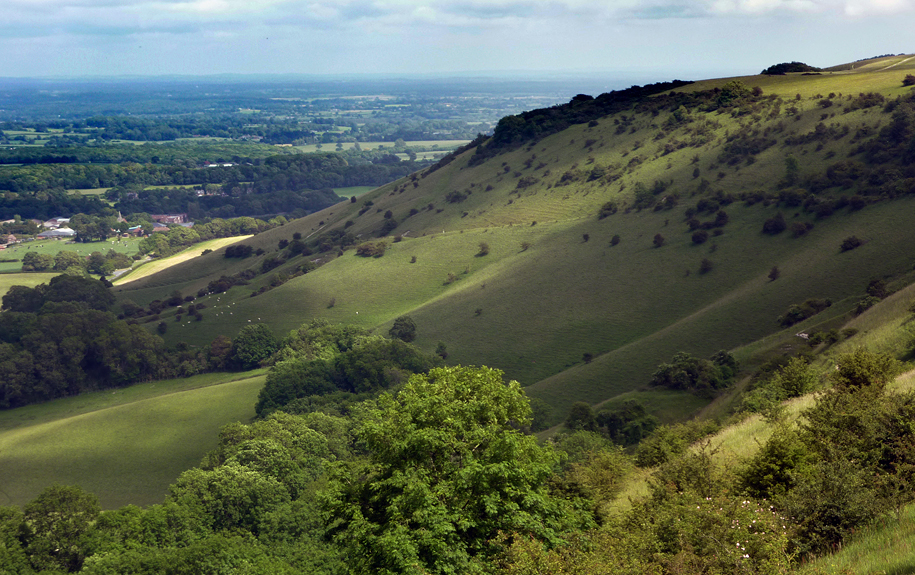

{"left": 843, "top": 0, "right": 912, "bottom": 15}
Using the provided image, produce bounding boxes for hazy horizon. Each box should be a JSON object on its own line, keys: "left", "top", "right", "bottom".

{"left": 2, "top": 1, "right": 911, "bottom": 80}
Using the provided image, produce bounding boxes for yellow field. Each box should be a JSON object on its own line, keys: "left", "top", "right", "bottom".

{"left": 113, "top": 236, "right": 252, "bottom": 286}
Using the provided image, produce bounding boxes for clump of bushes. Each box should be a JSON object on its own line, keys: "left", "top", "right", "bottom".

{"left": 777, "top": 298, "right": 831, "bottom": 326}
{"left": 355, "top": 241, "right": 387, "bottom": 258}
{"left": 840, "top": 235, "right": 863, "bottom": 252}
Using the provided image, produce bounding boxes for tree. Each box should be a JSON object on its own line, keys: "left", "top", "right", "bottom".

{"left": 840, "top": 235, "right": 863, "bottom": 252}
{"left": 21, "top": 251, "right": 54, "bottom": 271}
{"left": 230, "top": 324, "right": 279, "bottom": 370}
{"left": 322, "top": 366, "right": 567, "bottom": 574}
{"left": 763, "top": 212, "right": 787, "bottom": 234}
{"left": 53, "top": 250, "right": 85, "bottom": 272}
{"left": 388, "top": 315, "right": 416, "bottom": 342}
{"left": 22, "top": 484, "right": 100, "bottom": 572}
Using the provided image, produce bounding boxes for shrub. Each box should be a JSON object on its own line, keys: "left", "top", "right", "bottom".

{"left": 650, "top": 351, "right": 735, "bottom": 395}
{"left": 445, "top": 190, "right": 467, "bottom": 203}
{"left": 691, "top": 230, "right": 708, "bottom": 245}
{"left": 653, "top": 233, "right": 665, "bottom": 248}
{"left": 777, "top": 298, "right": 831, "bottom": 326}
{"left": 698, "top": 258, "right": 713, "bottom": 274}
{"left": 379, "top": 218, "right": 398, "bottom": 236}
{"left": 762, "top": 212, "right": 787, "bottom": 234}
{"left": 903, "top": 74, "right": 915, "bottom": 87}
{"left": 566, "top": 402, "right": 595, "bottom": 431}
{"left": 355, "top": 241, "right": 387, "bottom": 257}
{"left": 769, "top": 265, "right": 780, "bottom": 281}
{"left": 388, "top": 315, "right": 417, "bottom": 343}
{"left": 610, "top": 235, "right": 620, "bottom": 246}
{"left": 790, "top": 221, "right": 813, "bottom": 237}
{"left": 477, "top": 242, "right": 490, "bottom": 256}
{"left": 856, "top": 295, "right": 881, "bottom": 315}
{"left": 840, "top": 235, "right": 863, "bottom": 252}
{"left": 597, "top": 202, "right": 618, "bottom": 219}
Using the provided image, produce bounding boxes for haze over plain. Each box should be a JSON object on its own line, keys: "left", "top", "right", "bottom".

{"left": 2, "top": 0, "right": 912, "bottom": 79}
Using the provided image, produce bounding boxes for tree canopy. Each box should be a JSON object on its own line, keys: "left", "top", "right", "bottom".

{"left": 322, "top": 365, "right": 568, "bottom": 574}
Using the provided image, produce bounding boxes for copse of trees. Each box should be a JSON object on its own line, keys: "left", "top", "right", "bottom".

{"left": 0, "top": 276, "right": 167, "bottom": 408}
{"left": 255, "top": 321, "right": 442, "bottom": 417}
{"left": 760, "top": 61, "right": 822, "bottom": 75}
{"left": 649, "top": 350, "right": 738, "bottom": 396}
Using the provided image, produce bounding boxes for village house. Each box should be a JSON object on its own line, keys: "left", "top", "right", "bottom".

{"left": 36, "top": 228, "right": 76, "bottom": 239}
{"left": 41, "top": 217, "right": 70, "bottom": 229}
{"left": 150, "top": 214, "right": 189, "bottom": 224}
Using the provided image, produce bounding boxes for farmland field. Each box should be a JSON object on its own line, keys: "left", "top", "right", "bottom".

{"left": 113, "top": 235, "right": 252, "bottom": 285}
{"left": 0, "top": 238, "right": 142, "bottom": 273}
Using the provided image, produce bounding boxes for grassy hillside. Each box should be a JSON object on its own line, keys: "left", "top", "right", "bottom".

{"left": 113, "top": 56, "right": 915, "bottom": 424}
{"left": 0, "top": 371, "right": 264, "bottom": 509}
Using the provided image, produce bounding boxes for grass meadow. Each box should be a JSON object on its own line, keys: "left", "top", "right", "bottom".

{"left": 0, "top": 371, "right": 266, "bottom": 509}
{"left": 0, "top": 272, "right": 58, "bottom": 299}
{"left": 292, "top": 140, "right": 469, "bottom": 154}
{"left": 0, "top": 237, "right": 141, "bottom": 273}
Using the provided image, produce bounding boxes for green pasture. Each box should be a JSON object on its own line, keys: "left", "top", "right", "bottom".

{"left": 0, "top": 370, "right": 266, "bottom": 509}
{"left": 0, "top": 237, "right": 141, "bottom": 273}
{"left": 333, "top": 185, "right": 376, "bottom": 198}
{"left": 69, "top": 188, "right": 110, "bottom": 196}
{"left": 0, "top": 272, "right": 58, "bottom": 299}
{"left": 292, "top": 140, "right": 468, "bottom": 154}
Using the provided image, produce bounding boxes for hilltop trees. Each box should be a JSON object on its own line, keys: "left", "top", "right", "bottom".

{"left": 322, "top": 366, "right": 569, "bottom": 575}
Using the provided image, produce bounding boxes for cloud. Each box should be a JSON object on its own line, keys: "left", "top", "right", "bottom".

{"left": 708, "top": 0, "right": 913, "bottom": 14}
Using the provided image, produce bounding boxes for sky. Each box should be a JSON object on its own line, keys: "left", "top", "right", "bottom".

{"left": 1, "top": 0, "right": 912, "bottom": 81}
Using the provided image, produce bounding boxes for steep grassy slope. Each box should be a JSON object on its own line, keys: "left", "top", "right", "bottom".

{"left": 114, "top": 56, "right": 915, "bottom": 423}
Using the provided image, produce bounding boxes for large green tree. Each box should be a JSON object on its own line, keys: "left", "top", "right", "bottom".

{"left": 322, "top": 366, "right": 569, "bottom": 575}
{"left": 230, "top": 323, "right": 279, "bottom": 370}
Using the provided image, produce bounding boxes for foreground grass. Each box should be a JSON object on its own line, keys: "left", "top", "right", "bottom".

{"left": 797, "top": 503, "right": 915, "bottom": 574}
{"left": 0, "top": 370, "right": 265, "bottom": 509}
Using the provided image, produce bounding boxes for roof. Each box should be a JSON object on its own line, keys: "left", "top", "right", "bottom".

{"left": 37, "top": 228, "right": 76, "bottom": 238}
